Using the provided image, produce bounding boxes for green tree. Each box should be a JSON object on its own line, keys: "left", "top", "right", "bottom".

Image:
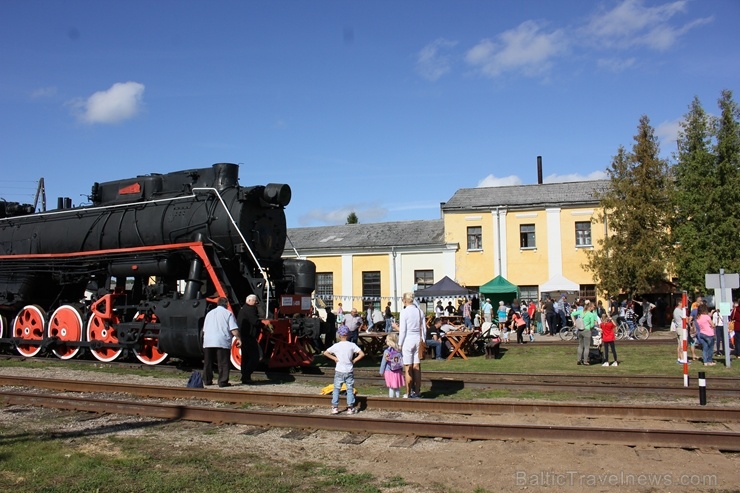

{"left": 712, "top": 90, "right": 740, "bottom": 274}
{"left": 671, "top": 96, "right": 716, "bottom": 293}
{"left": 346, "top": 211, "right": 358, "bottom": 224}
{"left": 586, "top": 115, "right": 673, "bottom": 297}
{"left": 672, "top": 91, "right": 740, "bottom": 293}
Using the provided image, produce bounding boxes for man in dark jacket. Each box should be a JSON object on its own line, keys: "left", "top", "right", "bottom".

{"left": 545, "top": 296, "right": 557, "bottom": 336}
{"left": 323, "top": 308, "right": 338, "bottom": 348}
{"left": 236, "top": 294, "right": 264, "bottom": 384}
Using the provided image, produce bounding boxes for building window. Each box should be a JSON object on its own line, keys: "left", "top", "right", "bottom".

{"left": 520, "top": 224, "right": 536, "bottom": 249}
{"left": 575, "top": 221, "right": 592, "bottom": 246}
{"left": 580, "top": 284, "right": 596, "bottom": 301}
{"left": 316, "top": 272, "right": 333, "bottom": 310}
{"left": 519, "top": 285, "right": 538, "bottom": 303}
{"left": 415, "top": 270, "right": 434, "bottom": 290}
{"left": 362, "top": 271, "right": 381, "bottom": 310}
{"left": 467, "top": 226, "right": 482, "bottom": 250}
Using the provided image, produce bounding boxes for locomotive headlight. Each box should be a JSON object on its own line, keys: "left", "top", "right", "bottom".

{"left": 262, "top": 183, "right": 291, "bottom": 207}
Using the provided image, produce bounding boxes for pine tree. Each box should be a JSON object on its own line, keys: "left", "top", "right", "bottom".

{"left": 586, "top": 115, "right": 672, "bottom": 297}
{"left": 346, "top": 212, "right": 359, "bottom": 224}
{"left": 671, "top": 96, "right": 716, "bottom": 293}
{"left": 672, "top": 91, "right": 740, "bottom": 293}
{"left": 712, "top": 90, "right": 740, "bottom": 275}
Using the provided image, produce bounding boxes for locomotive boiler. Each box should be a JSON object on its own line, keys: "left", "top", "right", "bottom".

{"left": 0, "top": 163, "right": 319, "bottom": 368}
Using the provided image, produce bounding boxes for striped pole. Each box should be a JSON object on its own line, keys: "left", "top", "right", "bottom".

{"left": 682, "top": 292, "right": 689, "bottom": 387}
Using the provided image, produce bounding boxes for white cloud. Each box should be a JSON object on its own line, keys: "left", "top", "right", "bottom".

{"left": 417, "top": 0, "right": 712, "bottom": 81}
{"left": 416, "top": 38, "right": 458, "bottom": 81}
{"left": 476, "top": 172, "right": 607, "bottom": 187}
{"left": 298, "top": 205, "right": 388, "bottom": 226}
{"left": 30, "top": 86, "right": 57, "bottom": 99}
{"left": 584, "top": 0, "right": 713, "bottom": 52}
{"left": 476, "top": 174, "right": 523, "bottom": 187}
{"left": 465, "top": 20, "right": 567, "bottom": 79}
{"left": 655, "top": 118, "right": 681, "bottom": 154}
{"left": 544, "top": 170, "right": 608, "bottom": 183}
{"left": 69, "top": 81, "right": 145, "bottom": 124}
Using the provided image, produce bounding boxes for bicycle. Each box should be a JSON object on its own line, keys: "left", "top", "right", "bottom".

{"left": 559, "top": 323, "right": 577, "bottom": 341}
{"left": 616, "top": 321, "right": 649, "bottom": 340}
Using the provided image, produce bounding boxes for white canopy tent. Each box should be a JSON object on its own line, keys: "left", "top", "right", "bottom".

{"left": 539, "top": 274, "right": 580, "bottom": 293}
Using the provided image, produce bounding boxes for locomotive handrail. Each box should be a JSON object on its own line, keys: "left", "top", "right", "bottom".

{"left": 285, "top": 235, "right": 302, "bottom": 258}
{"left": 0, "top": 193, "right": 205, "bottom": 223}
{"left": 192, "top": 187, "right": 271, "bottom": 314}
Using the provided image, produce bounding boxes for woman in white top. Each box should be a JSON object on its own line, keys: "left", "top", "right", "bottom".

{"left": 711, "top": 307, "right": 725, "bottom": 356}
{"left": 393, "top": 292, "right": 426, "bottom": 398}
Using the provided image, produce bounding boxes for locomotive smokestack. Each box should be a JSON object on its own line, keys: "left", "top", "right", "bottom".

{"left": 537, "top": 156, "right": 543, "bottom": 185}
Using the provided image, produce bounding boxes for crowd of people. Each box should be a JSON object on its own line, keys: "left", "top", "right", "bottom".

{"left": 674, "top": 296, "right": 740, "bottom": 366}
{"left": 201, "top": 291, "right": 740, "bottom": 414}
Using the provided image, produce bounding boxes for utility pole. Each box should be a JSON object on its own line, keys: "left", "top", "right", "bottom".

{"left": 32, "top": 177, "right": 46, "bottom": 212}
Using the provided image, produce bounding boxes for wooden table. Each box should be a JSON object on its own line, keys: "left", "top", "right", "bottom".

{"left": 443, "top": 331, "right": 475, "bottom": 360}
{"left": 357, "top": 332, "right": 388, "bottom": 361}
{"left": 438, "top": 315, "right": 463, "bottom": 326}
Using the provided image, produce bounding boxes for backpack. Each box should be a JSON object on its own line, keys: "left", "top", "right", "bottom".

{"left": 385, "top": 348, "right": 404, "bottom": 371}
{"left": 186, "top": 370, "right": 204, "bottom": 388}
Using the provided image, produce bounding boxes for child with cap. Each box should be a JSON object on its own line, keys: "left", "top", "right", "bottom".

{"left": 323, "top": 325, "right": 365, "bottom": 414}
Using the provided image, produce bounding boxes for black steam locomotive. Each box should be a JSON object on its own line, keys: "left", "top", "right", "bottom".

{"left": 0, "top": 163, "right": 319, "bottom": 368}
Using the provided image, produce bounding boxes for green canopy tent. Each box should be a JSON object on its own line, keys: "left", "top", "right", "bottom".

{"left": 479, "top": 275, "right": 519, "bottom": 306}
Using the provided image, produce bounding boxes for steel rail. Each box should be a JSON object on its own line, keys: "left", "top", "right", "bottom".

{"left": 3, "top": 355, "right": 739, "bottom": 393}
{"left": 1, "top": 390, "right": 738, "bottom": 451}
{"left": 2, "top": 376, "right": 739, "bottom": 421}
{"left": 245, "top": 372, "right": 740, "bottom": 397}
{"left": 524, "top": 339, "right": 673, "bottom": 346}
{"left": 381, "top": 369, "right": 740, "bottom": 387}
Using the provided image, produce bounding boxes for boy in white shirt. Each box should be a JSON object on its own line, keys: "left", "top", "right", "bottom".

{"left": 323, "top": 325, "right": 365, "bottom": 414}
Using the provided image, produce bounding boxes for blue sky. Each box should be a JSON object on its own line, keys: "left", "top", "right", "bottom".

{"left": 1, "top": 0, "right": 738, "bottom": 228}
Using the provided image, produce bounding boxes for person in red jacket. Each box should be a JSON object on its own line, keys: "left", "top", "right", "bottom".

{"left": 527, "top": 301, "right": 536, "bottom": 331}
{"left": 600, "top": 313, "right": 618, "bottom": 366}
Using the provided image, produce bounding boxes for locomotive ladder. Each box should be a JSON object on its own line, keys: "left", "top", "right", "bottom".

{"left": 207, "top": 250, "right": 239, "bottom": 307}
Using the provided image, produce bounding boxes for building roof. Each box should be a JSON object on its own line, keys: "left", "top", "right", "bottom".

{"left": 286, "top": 219, "right": 445, "bottom": 252}
{"left": 441, "top": 180, "right": 609, "bottom": 212}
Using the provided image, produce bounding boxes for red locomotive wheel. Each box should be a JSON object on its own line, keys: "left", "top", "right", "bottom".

{"left": 13, "top": 305, "right": 46, "bottom": 357}
{"left": 132, "top": 313, "right": 168, "bottom": 366}
{"left": 86, "top": 312, "right": 123, "bottom": 362}
{"left": 48, "top": 305, "right": 83, "bottom": 360}
{"left": 229, "top": 336, "right": 242, "bottom": 370}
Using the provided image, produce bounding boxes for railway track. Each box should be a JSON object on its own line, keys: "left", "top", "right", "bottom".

{"left": 528, "top": 338, "right": 674, "bottom": 346}
{"left": 314, "top": 368, "right": 740, "bottom": 397}
{"left": 3, "top": 353, "right": 738, "bottom": 398}
{"left": 2, "top": 377, "right": 739, "bottom": 451}
{"left": 2, "top": 375, "right": 738, "bottom": 421}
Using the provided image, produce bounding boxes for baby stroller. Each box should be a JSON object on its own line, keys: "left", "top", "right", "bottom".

{"left": 477, "top": 322, "right": 502, "bottom": 359}
{"left": 588, "top": 328, "right": 604, "bottom": 365}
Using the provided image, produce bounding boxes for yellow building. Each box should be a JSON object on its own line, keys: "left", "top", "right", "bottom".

{"left": 285, "top": 220, "right": 456, "bottom": 313}
{"left": 286, "top": 180, "right": 609, "bottom": 307}
{"left": 441, "top": 180, "right": 609, "bottom": 300}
